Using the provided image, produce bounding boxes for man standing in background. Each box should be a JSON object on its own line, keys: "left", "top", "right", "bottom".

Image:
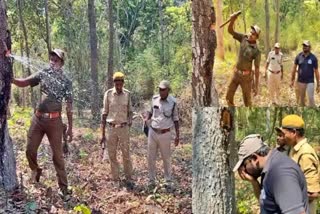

{"left": 265, "top": 43, "right": 283, "bottom": 105}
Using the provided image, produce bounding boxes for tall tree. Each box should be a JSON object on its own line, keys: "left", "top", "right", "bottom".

{"left": 192, "top": 1, "right": 236, "bottom": 213}
{"left": 0, "top": 0, "right": 18, "bottom": 191}
{"left": 158, "top": 0, "right": 165, "bottom": 65}
{"left": 264, "top": 0, "right": 270, "bottom": 56}
{"left": 17, "top": 0, "right": 35, "bottom": 107}
{"left": 191, "top": 1, "right": 218, "bottom": 107}
{"left": 44, "top": 0, "right": 51, "bottom": 55}
{"left": 192, "top": 108, "right": 236, "bottom": 214}
{"left": 215, "top": 0, "right": 224, "bottom": 60}
{"left": 88, "top": 0, "right": 99, "bottom": 121}
{"left": 274, "top": 0, "right": 280, "bottom": 42}
{"left": 107, "top": 0, "right": 114, "bottom": 89}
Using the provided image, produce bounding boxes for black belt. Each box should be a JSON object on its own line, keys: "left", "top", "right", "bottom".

{"left": 268, "top": 69, "right": 281, "bottom": 74}
{"left": 151, "top": 127, "right": 171, "bottom": 134}
{"left": 107, "top": 122, "right": 127, "bottom": 128}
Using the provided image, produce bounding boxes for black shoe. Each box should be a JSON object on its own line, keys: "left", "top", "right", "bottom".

{"left": 59, "top": 188, "right": 72, "bottom": 201}
{"left": 125, "top": 180, "right": 135, "bottom": 190}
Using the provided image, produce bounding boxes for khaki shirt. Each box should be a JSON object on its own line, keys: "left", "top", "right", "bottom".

{"left": 267, "top": 50, "right": 283, "bottom": 71}
{"left": 102, "top": 87, "right": 133, "bottom": 124}
{"left": 289, "top": 138, "right": 320, "bottom": 193}
{"left": 150, "top": 95, "right": 179, "bottom": 129}
{"left": 232, "top": 32, "right": 261, "bottom": 71}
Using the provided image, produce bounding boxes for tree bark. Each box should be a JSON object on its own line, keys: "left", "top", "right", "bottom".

{"left": 158, "top": 0, "right": 165, "bottom": 65}
{"left": 0, "top": 0, "right": 18, "bottom": 191}
{"left": 107, "top": 0, "right": 114, "bottom": 89}
{"left": 44, "top": 0, "right": 51, "bottom": 55}
{"left": 17, "top": 0, "right": 35, "bottom": 107}
{"left": 264, "top": 0, "right": 270, "bottom": 56}
{"left": 88, "top": 0, "right": 100, "bottom": 122}
{"left": 191, "top": 1, "right": 218, "bottom": 107}
{"left": 215, "top": 0, "right": 224, "bottom": 60}
{"left": 274, "top": 0, "right": 280, "bottom": 43}
{"left": 192, "top": 107, "right": 236, "bottom": 214}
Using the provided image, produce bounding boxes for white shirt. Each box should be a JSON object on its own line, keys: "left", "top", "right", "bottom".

{"left": 150, "top": 95, "right": 179, "bottom": 129}
{"left": 267, "top": 50, "right": 283, "bottom": 72}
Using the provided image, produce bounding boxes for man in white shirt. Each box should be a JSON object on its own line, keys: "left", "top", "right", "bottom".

{"left": 265, "top": 43, "right": 283, "bottom": 105}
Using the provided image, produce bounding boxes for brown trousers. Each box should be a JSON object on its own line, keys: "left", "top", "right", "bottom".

{"left": 106, "top": 125, "right": 132, "bottom": 180}
{"left": 27, "top": 115, "right": 68, "bottom": 190}
{"left": 226, "top": 71, "right": 253, "bottom": 107}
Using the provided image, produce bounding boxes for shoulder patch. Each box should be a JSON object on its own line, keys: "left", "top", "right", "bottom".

{"left": 123, "top": 88, "right": 130, "bottom": 94}
{"left": 168, "top": 95, "right": 177, "bottom": 103}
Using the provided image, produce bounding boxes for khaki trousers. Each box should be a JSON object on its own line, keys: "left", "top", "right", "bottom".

{"left": 106, "top": 125, "right": 132, "bottom": 180}
{"left": 27, "top": 115, "right": 68, "bottom": 190}
{"left": 226, "top": 71, "right": 253, "bottom": 107}
{"left": 147, "top": 128, "right": 172, "bottom": 183}
{"left": 309, "top": 198, "right": 317, "bottom": 214}
{"left": 267, "top": 71, "right": 281, "bottom": 104}
{"left": 296, "top": 82, "right": 315, "bottom": 107}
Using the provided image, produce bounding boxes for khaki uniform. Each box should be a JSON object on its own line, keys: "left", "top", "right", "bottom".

{"left": 289, "top": 138, "right": 320, "bottom": 214}
{"left": 26, "top": 68, "right": 72, "bottom": 191}
{"left": 102, "top": 87, "right": 133, "bottom": 180}
{"left": 226, "top": 32, "right": 261, "bottom": 107}
{"left": 266, "top": 51, "right": 283, "bottom": 104}
{"left": 148, "top": 95, "right": 179, "bottom": 183}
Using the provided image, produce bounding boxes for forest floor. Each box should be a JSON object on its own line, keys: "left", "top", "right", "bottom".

{"left": 215, "top": 51, "right": 320, "bottom": 107}
{"left": 0, "top": 105, "right": 192, "bottom": 214}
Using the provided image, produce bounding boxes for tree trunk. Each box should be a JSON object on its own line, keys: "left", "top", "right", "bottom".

{"left": 158, "top": 0, "right": 165, "bottom": 65}
{"left": 0, "top": 0, "right": 18, "bottom": 191}
{"left": 241, "top": 1, "right": 247, "bottom": 32}
{"left": 88, "top": 0, "right": 100, "bottom": 122}
{"left": 192, "top": 107, "right": 236, "bottom": 214}
{"left": 107, "top": 0, "right": 114, "bottom": 89}
{"left": 44, "top": 0, "right": 51, "bottom": 55}
{"left": 264, "top": 0, "right": 270, "bottom": 56}
{"left": 17, "top": 0, "right": 35, "bottom": 108}
{"left": 215, "top": 0, "right": 224, "bottom": 60}
{"left": 19, "top": 34, "right": 26, "bottom": 107}
{"left": 191, "top": 1, "right": 218, "bottom": 107}
{"left": 274, "top": 0, "right": 280, "bottom": 43}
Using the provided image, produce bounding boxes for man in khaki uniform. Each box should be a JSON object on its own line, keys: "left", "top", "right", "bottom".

{"left": 100, "top": 72, "right": 134, "bottom": 189}
{"left": 265, "top": 43, "right": 283, "bottom": 105}
{"left": 277, "top": 114, "right": 320, "bottom": 214}
{"left": 226, "top": 12, "right": 261, "bottom": 107}
{"left": 144, "top": 80, "right": 179, "bottom": 189}
{"left": 12, "top": 49, "right": 73, "bottom": 198}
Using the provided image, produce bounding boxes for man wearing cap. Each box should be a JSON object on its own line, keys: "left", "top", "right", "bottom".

{"left": 143, "top": 80, "right": 179, "bottom": 190}
{"left": 290, "top": 41, "right": 319, "bottom": 107}
{"left": 225, "top": 12, "right": 261, "bottom": 107}
{"left": 234, "top": 134, "right": 309, "bottom": 213}
{"left": 265, "top": 43, "right": 284, "bottom": 105}
{"left": 276, "top": 114, "right": 320, "bottom": 214}
{"left": 100, "top": 71, "right": 134, "bottom": 189}
{"left": 12, "top": 49, "right": 73, "bottom": 198}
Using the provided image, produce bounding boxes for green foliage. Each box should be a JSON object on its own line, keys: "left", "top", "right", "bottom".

{"left": 73, "top": 204, "right": 91, "bottom": 214}
{"left": 8, "top": 106, "right": 33, "bottom": 138}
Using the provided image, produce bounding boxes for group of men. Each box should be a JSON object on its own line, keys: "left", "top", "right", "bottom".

{"left": 100, "top": 72, "right": 180, "bottom": 190}
{"left": 226, "top": 12, "right": 319, "bottom": 107}
{"left": 234, "top": 114, "right": 320, "bottom": 214}
{"left": 12, "top": 49, "right": 180, "bottom": 199}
